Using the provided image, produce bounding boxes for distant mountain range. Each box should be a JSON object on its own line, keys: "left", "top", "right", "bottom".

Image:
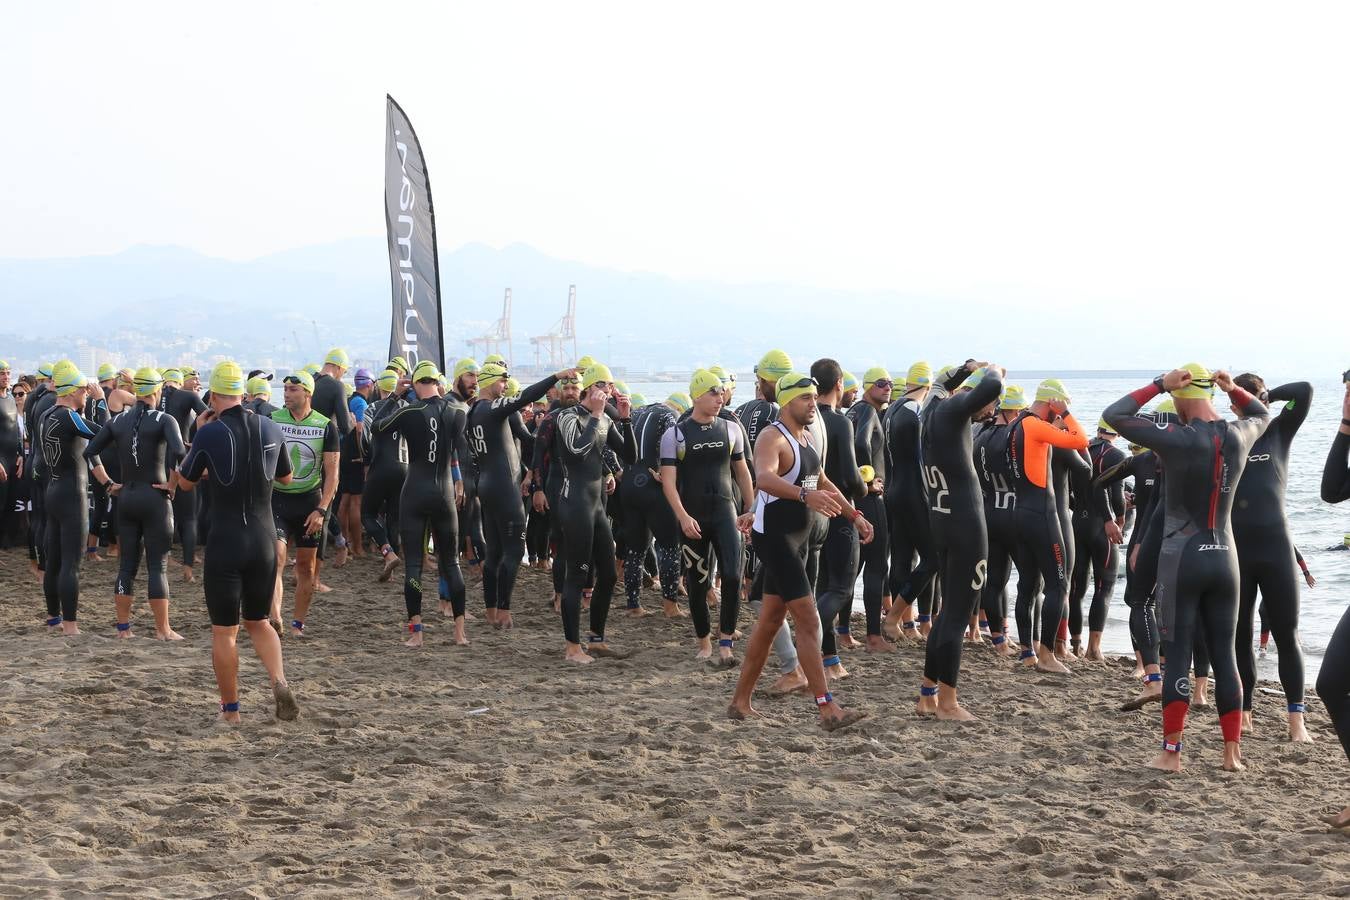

{"left": 0, "top": 238, "right": 1290, "bottom": 374}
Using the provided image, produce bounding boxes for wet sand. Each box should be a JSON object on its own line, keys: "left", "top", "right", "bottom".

{"left": 1, "top": 547, "right": 1347, "bottom": 898}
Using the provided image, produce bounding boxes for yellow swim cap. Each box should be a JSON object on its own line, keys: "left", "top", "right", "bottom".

{"left": 134, "top": 367, "right": 165, "bottom": 397}
{"left": 581, "top": 364, "right": 614, "bottom": 392}
{"left": 859, "top": 464, "right": 876, "bottom": 484}
{"left": 0, "top": 360, "right": 8, "bottom": 372}
{"left": 756, "top": 349, "right": 794, "bottom": 381}
{"left": 53, "top": 361, "right": 86, "bottom": 397}
{"left": 960, "top": 367, "right": 988, "bottom": 392}
{"left": 453, "top": 358, "right": 480, "bottom": 381}
{"left": 387, "top": 356, "right": 410, "bottom": 376}
{"left": 1097, "top": 417, "right": 1118, "bottom": 435}
{"left": 709, "top": 365, "right": 736, "bottom": 388}
{"left": 667, "top": 392, "right": 692, "bottom": 414}
{"left": 999, "top": 384, "right": 1028, "bottom": 410}
{"left": 906, "top": 361, "right": 933, "bottom": 387}
{"left": 484, "top": 353, "right": 506, "bottom": 365}
{"left": 478, "top": 362, "right": 508, "bottom": 390}
{"left": 614, "top": 380, "right": 630, "bottom": 396}
{"left": 246, "top": 375, "right": 271, "bottom": 397}
{"left": 504, "top": 378, "right": 521, "bottom": 398}
{"left": 841, "top": 371, "right": 860, "bottom": 392}
{"left": 629, "top": 393, "right": 646, "bottom": 407}
{"left": 376, "top": 369, "right": 399, "bottom": 393}
{"left": 161, "top": 368, "right": 183, "bottom": 384}
{"left": 1155, "top": 397, "right": 1176, "bottom": 415}
{"left": 863, "top": 366, "right": 892, "bottom": 387}
{"left": 1171, "top": 362, "right": 1215, "bottom": 400}
{"left": 413, "top": 360, "right": 441, "bottom": 383}
{"left": 690, "top": 368, "right": 724, "bottom": 400}
{"left": 776, "top": 371, "right": 818, "bottom": 407}
{"left": 283, "top": 370, "right": 314, "bottom": 394}
{"left": 324, "top": 348, "right": 351, "bottom": 369}
{"left": 96, "top": 363, "right": 117, "bottom": 383}
{"left": 37, "top": 362, "right": 54, "bottom": 378}
{"left": 302, "top": 363, "right": 321, "bottom": 377}
{"left": 1035, "top": 378, "right": 1070, "bottom": 404}
{"left": 344, "top": 382, "right": 355, "bottom": 398}
{"left": 577, "top": 355, "right": 598, "bottom": 370}
{"left": 209, "top": 361, "right": 247, "bottom": 397}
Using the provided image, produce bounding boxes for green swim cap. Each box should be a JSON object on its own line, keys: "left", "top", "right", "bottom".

{"left": 0, "top": 360, "right": 9, "bottom": 372}
{"left": 577, "top": 355, "right": 598, "bottom": 370}
{"left": 285, "top": 370, "right": 314, "bottom": 394}
{"left": 629, "top": 393, "right": 646, "bottom": 407}
{"left": 906, "top": 361, "right": 932, "bottom": 387}
{"left": 756, "top": 349, "right": 793, "bottom": 381}
{"left": 484, "top": 353, "right": 506, "bottom": 365}
{"left": 689, "top": 368, "right": 724, "bottom": 400}
{"left": 478, "top": 362, "right": 508, "bottom": 390}
{"left": 96, "top": 363, "right": 117, "bottom": 383}
{"left": 960, "top": 367, "right": 988, "bottom": 392}
{"left": 344, "top": 382, "right": 355, "bottom": 398}
{"left": 504, "top": 378, "right": 521, "bottom": 398}
{"left": 1035, "top": 378, "right": 1070, "bottom": 404}
{"left": 324, "top": 347, "right": 351, "bottom": 369}
{"left": 776, "top": 371, "right": 817, "bottom": 407}
{"left": 840, "top": 371, "right": 860, "bottom": 393}
{"left": 246, "top": 376, "right": 271, "bottom": 397}
{"left": 161, "top": 368, "right": 183, "bottom": 384}
{"left": 1156, "top": 397, "right": 1176, "bottom": 415}
{"left": 1171, "top": 362, "right": 1215, "bottom": 400}
{"left": 863, "top": 367, "right": 892, "bottom": 387}
{"left": 413, "top": 360, "right": 441, "bottom": 383}
{"left": 708, "top": 366, "right": 733, "bottom": 389}
{"left": 453, "top": 358, "right": 480, "bottom": 381}
{"left": 209, "top": 361, "right": 246, "bottom": 397}
{"left": 301, "top": 362, "right": 321, "bottom": 377}
{"left": 667, "top": 392, "right": 692, "bottom": 414}
{"left": 387, "top": 356, "right": 410, "bottom": 376}
{"left": 53, "top": 361, "right": 86, "bottom": 397}
{"left": 614, "top": 380, "right": 629, "bottom": 396}
{"left": 37, "top": 362, "right": 54, "bottom": 378}
{"left": 999, "top": 384, "right": 1028, "bottom": 410}
{"left": 134, "top": 367, "right": 164, "bottom": 398}
{"left": 376, "top": 369, "right": 399, "bottom": 393}
{"left": 581, "top": 364, "right": 614, "bottom": 392}
{"left": 1098, "top": 417, "right": 1119, "bottom": 435}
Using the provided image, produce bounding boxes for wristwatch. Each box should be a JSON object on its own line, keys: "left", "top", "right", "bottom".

{"left": 799, "top": 486, "right": 808, "bottom": 503}
{"left": 1152, "top": 375, "right": 1167, "bottom": 392}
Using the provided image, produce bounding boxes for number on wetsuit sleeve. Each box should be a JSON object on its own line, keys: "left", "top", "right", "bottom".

{"left": 925, "top": 464, "right": 950, "bottom": 514}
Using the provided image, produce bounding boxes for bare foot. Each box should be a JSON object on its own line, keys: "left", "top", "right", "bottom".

{"left": 1121, "top": 687, "right": 1163, "bottom": 711}
{"left": 290, "top": 624, "right": 306, "bottom": 638}
{"left": 694, "top": 643, "right": 713, "bottom": 660}
{"left": 991, "top": 639, "right": 1017, "bottom": 658}
{"left": 273, "top": 682, "right": 300, "bottom": 721}
{"left": 496, "top": 612, "right": 514, "bottom": 631}
{"left": 155, "top": 628, "right": 185, "bottom": 641}
{"left": 727, "top": 701, "right": 766, "bottom": 720}
{"left": 837, "top": 632, "right": 861, "bottom": 650}
{"left": 1241, "top": 710, "right": 1254, "bottom": 734}
{"left": 334, "top": 546, "right": 349, "bottom": 568}
{"left": 626, "top": 605, "right": 653, "bottom": 618}
{"left": 454, "top": 619, "right": 469, "bottom": 646}
{"left": 87, "top": 552, "right": 106, "bottom": 563}
{"left": 315, "top": 582, "right": 333, "bottom": 594}
{"left": 1289, "top": 715, "right": 1313, "bottom": 743}
{"left": 936, "top": 704, "right": 977, "bottom": 722}
{"left": 768, "top": 669, "right": 809, "bottom": 696}
{"left": 485, "top": 608, "right": 498, "bottom": 628}
{"left": 1222, "top": 743, "right": 1245, "bottom": 772}
{"left": 1322, "top": 805, "right": 1350, "bottom": 828}
{"left": 663, "top": 601, "right": 689, "bottom": 619}
{"left": 217, "top": 709, "right": 242, "bottom": 726}
{"left": 825, "top": 662, "right": 850, "bottom": 682}
{"left": 404, "top": 630, "right": 424, "bottom": 649}
{"left": 915, "top": 693, "right": 937, "bottom": 717}
{"left": 1132, "top": 664, "right": 1146, "bottom": 679}
{"left": 564, "top": 646, "right": 594, "bottom": 665}
{"left": 882, "top": 615, "right": 904, "bottom": 642}
{"left": 865, "top": 635, "right": 896, "bottom": 654}
{"left": 1148, "top": 751, "right": 1182, "bottom": 773}
{"left": 1081, "top": 648, "right": 1105, "bottom": 662}
{"left": 1035, "top": 652, "right": 1071, "bottom": 675}
{"left": 378, "top": 553, "right": 400, "bottom": 583}
{"left": 182, "top": 566, "right": 196, "bottom": 583}
{"left": 440, "top": 600, "right": 453, "bottom": 618}
{"left": 818, "top": 709, "right": 867, "bottom": 732}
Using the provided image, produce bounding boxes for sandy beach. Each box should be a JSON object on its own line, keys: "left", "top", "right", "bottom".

{"left": 1, "top": 546, "right": 1347, "bottom": 898}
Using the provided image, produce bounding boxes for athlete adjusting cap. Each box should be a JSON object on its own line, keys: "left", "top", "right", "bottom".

{"left": 841, "top": 371, "right": 860, "bottom": 393}
{"left": 667, "top": 392, "right": 692, "bottom": 414}
{"left": 210, "top": 361, "right": 247, "bottom": 397}
{"left": 999, "top": 384, "right": 1028, "bottom": 410}
{"left": 863, "top": 366, "right": 892, "bottom": 387}
{"left": 478, "top": 362, "right": 508, "bottom": 390}
{"left": 756, "top": 349, "right": 793, "bottom": 381}
{"left": 324, "top": 347, "right": 351, "bottom": 369}
{"left": 246, "top": 375, "right": 271, "bottom": 397}
{"left": 906, "top": 361, "right": 932, "bottom": 387}
{"left": 581, "top": 364, "right": 614, "bottom": 392}
{"left": 1171, "top": 362, "right": 1215, "bottom": 400}
{"left": 413, "top": 360, "right": 441, "bottom": 383}
{"left": 1035, "top": 378, "right": 1071, "bottom": 404}
{"left": 776, "top": 371, "right": 818, "bottom": 407}
{"left": 285, "top": 370, "right": 315, "bottom": 394}
{"left": 53, "top": 360, "right": 86, "bottom": 397}
{"left": 134, "top": 367, "right": 165, "bottom": 397}
{"left": 453, "top": 358, "right": 480, "bottom": 381}
{"left": 689, "top": 368, "right": 724, "bottom": 400}
{"left": 96, "top": 363, "right": 118, "bottom": 383}
{"left": 387, "top": 356, "right": 410, "bottom": 375}
{"left": 960, "top": 367, "right": 988, "bottom": 391}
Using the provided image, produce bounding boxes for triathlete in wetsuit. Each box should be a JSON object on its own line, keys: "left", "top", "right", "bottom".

{"left": 85, "top": 368, "right": 185, "bottom": 639}
{"left": 915, "top": 365, "right": 1003, "bottom": 719}
{"left": 1105, "top": 364, "right": 1268, "bottom": 772}
{"left": 621, "top": 394, "right": 685, "bottom": 616}
{"left": 1051, "top": 442, "right": 1090, "bottom": 656}
{"left": 0, "top": 362, "right": 20, "bottom": 548}
{"left": 1317, "top": 378, "right": 1350, "bottom": 825}
{"left": 449, "top": 357, "right": 485, "bottom": 575}
{"left": 27, "top": 364, "right": 58, "bottom": 572}
{"left": 973, "top": 386, "right": 1024, "bottom": 654}
{"left": 362, "top": 370, "right": 408, "bottom": 582}
{"left": 661, "top": 370, "right": 753, "bottom": 664}
{"left": 38, "top": 362, "right": 99, "bottom": 635}
{"left": 1231, "top": 375, "right": 1313, "bottom": 741}
{"left": 882, "top": 361, "right": 937, "bottom": 639}
{"left": 846, "top": 366, "right": 893, "bottom": 652}
{"left": 1068, "top": 421, "right": 1126, "bottom": 661}
{"left": 373, "top": 360, "right": 472, "bottom": 647}
{"left": 159, "top": 369, "right": 207, "bottom": 580}
{"left": 553, "top": 365, "right": 635, "bottom": 663}
{"left": 1007, "top": 378, "right": 1088, "bottom": 673}
{"left": 467, "top": 362, "right": 565, "bottom": 626}
{"left": 174, "top": 361, "right": 298, "bottom": 724}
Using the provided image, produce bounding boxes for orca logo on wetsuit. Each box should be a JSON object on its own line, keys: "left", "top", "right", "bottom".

{"left": 1248, "top": 453, "right": 1270, "bottom": 462}
{"left": 691, "top": 441, "right": 726, "bottom": 451}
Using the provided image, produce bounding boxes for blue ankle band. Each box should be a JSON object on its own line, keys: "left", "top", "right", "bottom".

{"left": 835, "top": 626, "right": 850, "bottom": 635}
{"left": 823, "top": 655, "right": 841, "bottom": 668}
{"left": 409, "top": 622, "right": 423, "bottom": 632}
{"left": 115, "top": 622, "right": 131, "bottom": 632}
{"left": 46, "top": 617, "right": 62, "bottom": 626}
{"left": 902, "top": 621, "right": 917, "bottom": 629}
{"left": 718, "top": 639, "right": 734, "bottom": 648}
{"left": 815, "top": 692, "right": 833, "bottom": 706}
{"left": 1289, "top": 703, "right": 1306, "bottom": 714}
{"left": 918, "top": 614, "right": 931, "bottom": 624}
{"left": 1019, "top": 649, "right": 1034, "bottom": 660}
{"left": 291, "top": 620, "right": 304, "bottom": 631}
{"left": 1145, "top": 673, "right": 1162, "bottom": 684}
{"left": 979, "top": 619, "right": 989, "bottom": 629}
{"left": 588, "top": 634, "right": 604, "bottom": 643}
{"left": 991, "top": 635, "right": 1006, "bottom": 645}
{"left": 919, "top": 685, "right": 939, "bottom": 697}
{"left": 1162, "top": 739, "right": 1182, "bottom": 753}
{"left": 221, "top": 702, "right": 240, "bottom": 713}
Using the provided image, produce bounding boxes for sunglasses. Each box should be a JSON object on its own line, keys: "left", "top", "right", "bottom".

{"left": 782, "top": 376, "right": 819, "bottom": 391}
{"left": 870, "top": 380, "right": 894, "bottom": 390}
{"left": 13, "top": 392, "right": 26, "bottom": 399}
{"left": 282, "top": 376, "right": 309, "bottom": 386}
{"left": 559, "top": 377, "right": 580, "bottom": 386}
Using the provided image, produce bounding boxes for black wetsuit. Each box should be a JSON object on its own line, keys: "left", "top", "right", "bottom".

{"left": 919, "top": 374, "right": 1001, "bottom": 687}
{"left": 311, "top": 373, "right": 353, "bottom": 436}
{"left": 885, "top": 392, "right": 938, "bottom": 615}
{"left": 179, "top": 406, "right": 291, "bottom": 626}
{"left": 160, "top": 385, "right": 207, "bottom": 567}
{"left": 974, "top": 417, "right": 1018, "bottom": 637}
{"left": 467, "top": 376, "right": 557, "bottom": 612}
{"left": 373, "top": 394, "right": 471, "bottom": 620}
{"left": 246, "top": 397, "right": 278, "bottom": 418}
{"left": 623, "top": 403, "right": 681, "bottom": 608}
{"left": 750, "top": 420, "right": 820, "bottom": 602}
{"left": 815, "top": 401, "right": 864, "bottom": 662}
{"left": 27, "top": 385, "right": 56, "bottom": 569}
{"left": 662, "top": 413, "right": 745, "bottom": 641}
{"left": 1317, "top": 423, "right": 1350, "bottom": 766}
{"left": 1069, "top": 438, "right": 1125, "bottom": 636}
{"left": 83, "top": 403, "right": 184, "bottom": 603}
{"left": 0, "top": 390, "right": 20, "bottom": 546}
{"left": 1052, "top": 446, "right": 1088, "bottom": 641}
{"left": 553, "top": 404, "right": 635, "bottom": 644}
{"left": 1105, "top": 383, "right": 1268, "bottom": 744}
{"left": 361, "top": 394, "right": 408, "bottom": 555}
{"left": 1232, "top": 382, "right": 1312, "bottom": 713}
{"left": 39, "top": 405, "right": 100, "bottom": 622}
{"left": 847, "top": 400, "right": 889, "bottom": 638}
{"left": 1096, "top": 446, "right": 1161, "bottom": 665}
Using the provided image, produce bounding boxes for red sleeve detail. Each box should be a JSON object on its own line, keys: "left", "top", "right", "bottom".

{"left": 1227, "top": 388, "right": 1254, "bottom": 407}
{"left": 1129, "top": 383, "right": 1161, "bottom": 405}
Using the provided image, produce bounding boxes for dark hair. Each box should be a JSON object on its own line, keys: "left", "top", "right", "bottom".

{"left": 809, "top": 358, "right": 842, "bottom": 393}
{"left": 1234, "top": 373, "right": 1265, "bottom": 397}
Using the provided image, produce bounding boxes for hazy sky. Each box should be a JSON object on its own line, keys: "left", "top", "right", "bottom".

{"left": 5, "top": 1, "right": 1350, "bottom": 321}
